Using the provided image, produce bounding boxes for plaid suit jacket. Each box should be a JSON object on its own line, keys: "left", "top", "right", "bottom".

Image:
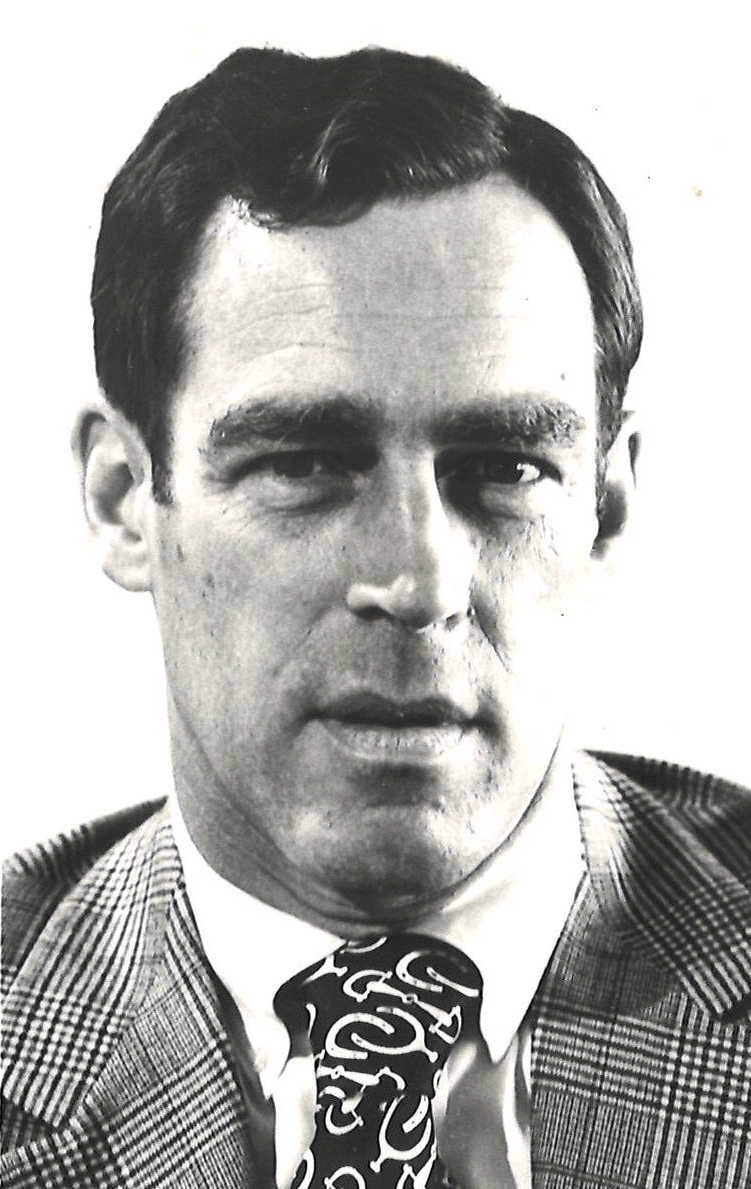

{"left": 2, "top": 752, "right": 750, "bottom": 1188}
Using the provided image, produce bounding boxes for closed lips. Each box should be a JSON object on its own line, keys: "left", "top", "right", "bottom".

{"left": 317, "top": 692, "right": 473, "bottom": 728}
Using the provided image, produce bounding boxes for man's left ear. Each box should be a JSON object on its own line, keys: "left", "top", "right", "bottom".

{"left": 71, "top": 400, "right": 156, "bottom": 592}
{"left": 591, "top": 414, "right": 640, "bottom": 564}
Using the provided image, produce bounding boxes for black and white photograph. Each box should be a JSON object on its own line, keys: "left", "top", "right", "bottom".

{"left": 3, "top": 3, "right": 749, "bottom": 1186}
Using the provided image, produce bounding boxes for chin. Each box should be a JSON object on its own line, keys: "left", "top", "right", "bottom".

{"left": 323, "top": 824, "right": 479, "bottom": 915}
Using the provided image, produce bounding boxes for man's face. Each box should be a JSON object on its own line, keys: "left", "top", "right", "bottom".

{"left": 147, "top": 177, "right": 602, "bottom": 917}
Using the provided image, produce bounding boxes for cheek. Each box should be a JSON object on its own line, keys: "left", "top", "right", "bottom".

{"left": 153, "top": 515, "right": 337, "bottom": 670}
{"left": 475, "top": 516, "right": 595, "bottom": 657}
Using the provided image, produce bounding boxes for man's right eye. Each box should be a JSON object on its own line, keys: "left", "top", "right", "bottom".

{"left": 227, "top": 449, "right": 361, "bottom": 511}
{"left": 231, "top": 449, "right": 348, "bottom": 483}
{"left": 264, "top": 451, "right": 348, "bottom": 479}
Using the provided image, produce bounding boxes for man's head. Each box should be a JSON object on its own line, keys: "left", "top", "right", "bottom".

{"left": 78, "top": 48, "right": 642, "bottom": 927}
{"left": 91, "top": 47, "right": 641, "bottom": 501}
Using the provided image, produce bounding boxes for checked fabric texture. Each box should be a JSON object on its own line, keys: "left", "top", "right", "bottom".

{"left": 276, "top": 933, "right": 482, "bottom": 1189}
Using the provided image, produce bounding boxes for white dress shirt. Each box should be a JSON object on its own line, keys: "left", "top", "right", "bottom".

{"left": 171, "top": 756, "right": 583, "bottom": 1189}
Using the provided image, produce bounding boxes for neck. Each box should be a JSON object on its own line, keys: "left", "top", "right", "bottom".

{"left": 171, "top": 766, "right": 558, "bottom": 940}
{"left": 174, "top": 786, "right": 498, "bottom": 937}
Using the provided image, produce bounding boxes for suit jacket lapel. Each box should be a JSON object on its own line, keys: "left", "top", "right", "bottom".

{"left": 529, "top": 752, "right": 751, "bottom": 1189}
{"left": 2, "top": 807, "right": 257, "bottom": 1187}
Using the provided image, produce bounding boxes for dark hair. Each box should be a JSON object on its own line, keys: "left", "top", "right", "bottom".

{"left": 92, "top": 46, "right": 643, "bottom": 501}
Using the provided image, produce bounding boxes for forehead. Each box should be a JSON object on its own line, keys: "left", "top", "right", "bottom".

{"left": 177, "top": 176, "right": 596, "bottom": 432}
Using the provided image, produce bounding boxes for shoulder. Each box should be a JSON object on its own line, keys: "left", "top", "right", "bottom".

{"left": 583, "top": 749, "right": 751, "bottom": 880}
{"left": 1, "top": 805, "right": 238, "bottom": 1165}
{"left": 2, "top": 801, "right": 188, "bottom": 1149}
{"left": 590, "top": 749, "right": 749, "bottom": 809}
{"left": 572, "top": 750, "right": 751, "bottom": 1019}
{"left": 2, "top": 800, "right": 166, "bottom": 991}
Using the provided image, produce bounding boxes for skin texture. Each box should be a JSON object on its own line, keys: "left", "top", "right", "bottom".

{"left": 79, "top": 176, "right": 635, "bottom": 933}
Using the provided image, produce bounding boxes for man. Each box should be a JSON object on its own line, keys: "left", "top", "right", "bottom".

{"left": 2, "top": 46, "right": 749, "bottom": 1189}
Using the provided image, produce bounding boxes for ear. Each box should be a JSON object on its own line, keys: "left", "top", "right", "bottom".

{"left": 72, "top": 401, "right": 155, "bottom": 592}
{"left": 591, "top": 413, "right": 640, "bottom": 565}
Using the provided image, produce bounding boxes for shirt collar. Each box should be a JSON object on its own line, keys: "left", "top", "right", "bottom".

{"left": 414, "top": 747, "right": 583, "bottom": 1059}
{"left": 171, "top": 748, "right": 582, "bottom": 1090}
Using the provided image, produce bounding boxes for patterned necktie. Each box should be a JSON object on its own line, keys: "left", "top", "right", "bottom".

{"left": 275, "top": 932, "right": 482, "bottom": 1189}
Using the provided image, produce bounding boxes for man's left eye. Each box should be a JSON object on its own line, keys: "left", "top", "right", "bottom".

{"left": 440, "top": 453, "right": 551, "bottom": 487}
{"left": 474, "top": 456, "right": 543, "bottom": 485}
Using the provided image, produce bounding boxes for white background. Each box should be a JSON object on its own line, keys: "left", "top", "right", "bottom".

{"left": 3, "top": 1, "right": 749, "bottom": 854}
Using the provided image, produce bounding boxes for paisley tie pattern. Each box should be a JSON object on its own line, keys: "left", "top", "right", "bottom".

{"left": 276, "top": 933, "right": 482, "bottom": 1189}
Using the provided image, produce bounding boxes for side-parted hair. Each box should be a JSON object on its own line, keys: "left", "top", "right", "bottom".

{"left": 92, "top": 47, "right": 643, "bottom": 501}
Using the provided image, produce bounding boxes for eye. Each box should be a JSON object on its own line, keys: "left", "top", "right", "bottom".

{"left": 233, "top": 449, "right": 350, "bottom": 483}
{"left": 467, "top": 455, "right": 544, "bottom": 485}
{"left": 229, "top": 448, "right": 363, "bottom": 512}
{"left": 438, "top": 451, "right": 555, "bottom": 487}
{"left": 264, "top": 451, "right": 348, "bottom": 479}
{"left": 438, "top": 450, "right": 560, "bottom": 517}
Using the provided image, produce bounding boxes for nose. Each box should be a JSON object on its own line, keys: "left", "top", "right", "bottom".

{"left": 345, "top": 460, "right": 475, "bottom": 630}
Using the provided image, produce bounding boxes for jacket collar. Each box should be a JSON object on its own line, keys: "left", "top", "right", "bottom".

{"left": 572, "top": 750, "right": 751, "bottom": 1019}
{"left": 3, "top": 808, "right": 245, "bottom": 1140}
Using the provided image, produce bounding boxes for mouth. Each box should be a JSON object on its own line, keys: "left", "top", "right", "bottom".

{"left": 314, "top": 692, "right": 476, "bottom": 764}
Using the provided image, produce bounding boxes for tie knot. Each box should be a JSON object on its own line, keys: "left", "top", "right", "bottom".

{"left": 278, "top": 933, "right": 482, "bottom": 1104}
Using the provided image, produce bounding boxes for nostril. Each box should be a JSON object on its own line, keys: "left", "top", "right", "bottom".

{"left": 441, "top": 607, "right": 471, "bottom": 633}
{"left": 348, "top": 604, "right": 387, "bottom": 622}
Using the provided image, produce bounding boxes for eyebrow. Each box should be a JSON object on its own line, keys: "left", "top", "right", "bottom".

{"left": 437, "top": 400, "right": 588, "bottom": 447}
{"left": 204, "top": 393, "right": 588, "bottom": 453}
{"left": 205, "top": 395, "right": 379, "bottom": 452}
